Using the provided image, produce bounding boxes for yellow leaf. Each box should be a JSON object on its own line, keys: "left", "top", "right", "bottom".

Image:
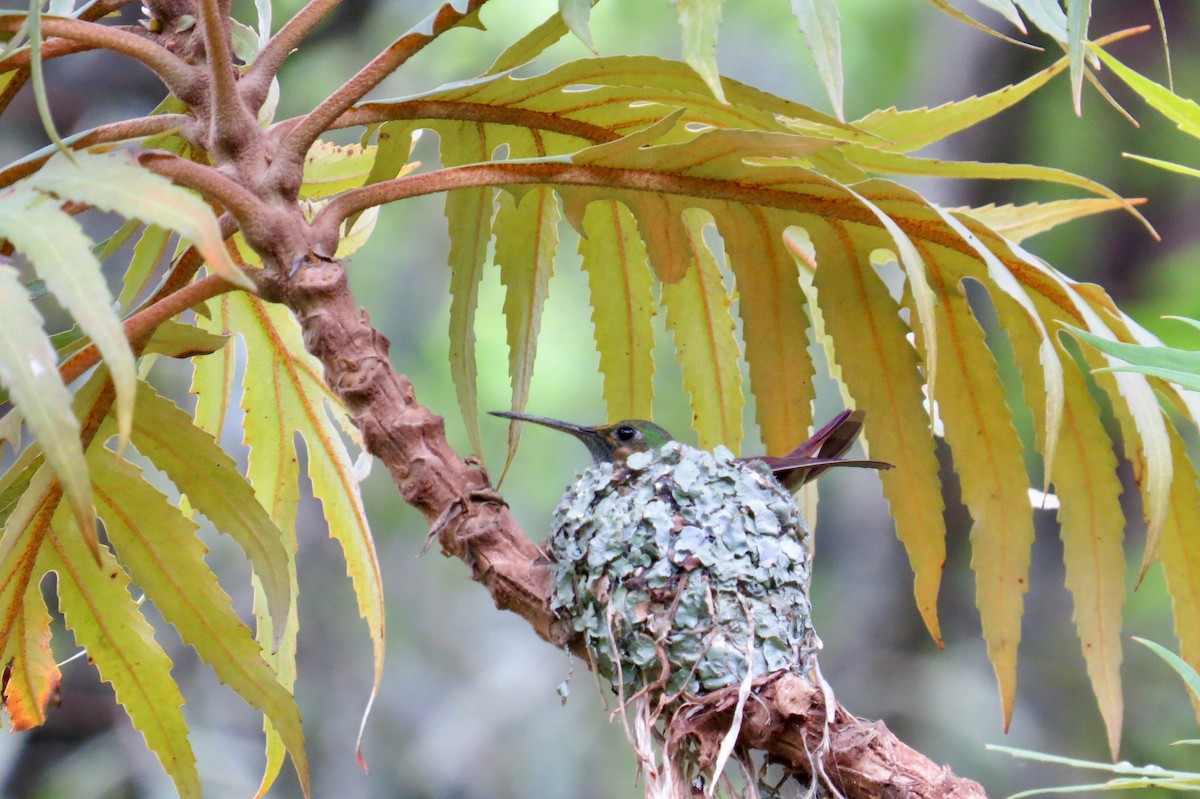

{"left": 661, "top": 209, "right": 742, "bottom": 452}
{"left": 578, "top": 201, "right": 656, "bottom": 421}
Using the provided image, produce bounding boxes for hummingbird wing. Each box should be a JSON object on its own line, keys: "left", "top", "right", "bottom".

{"left": 742, "top": 410, "right": 892, "bottom": 490}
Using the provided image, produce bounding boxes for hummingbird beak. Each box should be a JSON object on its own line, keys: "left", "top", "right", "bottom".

{"left": 489, "top": 411, "right": 595, "bottom": 439}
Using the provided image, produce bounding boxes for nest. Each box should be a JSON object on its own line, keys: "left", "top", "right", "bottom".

{"left": 548, "top": 441, "right": 829, "bottom": 798}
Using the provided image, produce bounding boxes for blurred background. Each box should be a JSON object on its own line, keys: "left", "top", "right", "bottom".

{"left": 1, "top": 0, "right": 1200, "bottom": 796}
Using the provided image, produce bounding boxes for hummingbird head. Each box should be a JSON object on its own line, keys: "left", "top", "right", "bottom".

{"left": 490, "top": 411, "right": 674, "bottom": 464}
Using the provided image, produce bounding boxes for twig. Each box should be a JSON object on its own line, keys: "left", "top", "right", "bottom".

{"left": 0, "top": 16, "right": 198, "bottom": 102}
{"left": 270, "top": 0, "right": 491, "bottom": 187}
{"left": 240, "top": 0, "right": 342, "bottom": 114}
{"left": 136, "top": 151, "right": 276, "bottom": 242}
{"left": 58, "top": 273, "right": 243, "bottom": 385}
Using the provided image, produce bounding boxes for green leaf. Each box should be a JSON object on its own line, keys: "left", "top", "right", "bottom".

{"left": 790, "top": 0, "right": 843, "bottom": 120}
{"left": 1064, "top": 323, "right": 1200, "bottom": 391}
{"left": 26, "top": 151, "right": 251, "bottom": 290}
{"left": 118, "top": 224, "right": 172, "bottom": 312}
{"left": 957, "top": 198, "right": 1130, "bottom": 243}
{"left": 88, "top": 448, "right": 309, "bottom": 793}
{"left": 143, "top": 319, "right": 230, "bottom": 360}
{"left": 487, "top": 9, "right": 572, "bottom": 75}
{"left": 442, "top": 124, "right": 500, "bottom": 456}
{"left": 579, "top": 201, "right": 656, "bottom": 421}
{"left": 494, "top": 186, "right": 560, "bottom": 471}
{"left": 299, "top": 139, "right": 377, "bottom": 200}
{"left": 44, "top": 512, "right": 201, "bottom": 799}
{"left": 677, "top": 0, "right": 725, "bottom": 103}
{"left": 1067, "top": 0, "right": 1091, "bottom": 114}
{"left": 192, "top": 292, "right": 381, "bottom": 787}
{"left": 0, "top": 186, "right": 136, "bottom": 454}
{"left": 1089, "top": 43, "right": 1200, "bottom": 138}
{"left": 661, "top": 209, "right": 742, "bottom": 452}
{"left": 0, "top": 262, "right": 96, "bottom": 558}
{"left": 1134, "top": 637, "right": 1200, "bottom": 706}
{"left": 117, "top": 382, "right": 292, "bottom": 638}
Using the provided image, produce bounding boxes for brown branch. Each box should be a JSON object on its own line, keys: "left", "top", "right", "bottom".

{"left": 196, "top": 0, "right": 254, "bottom": 160}
{"left": 240, "top": 0, "right": 342, "bottom": 113}
{"left": 0, "top": 114, "right": 190, "bottom": 189}
{"left": 0, "top": 17, "right": 198, "bottom": 102}
{"left": 58, "top": 273, "right": 242, "bottom": 385}
{"left": 270, "top": 0, "right": 491, "bottom": 191}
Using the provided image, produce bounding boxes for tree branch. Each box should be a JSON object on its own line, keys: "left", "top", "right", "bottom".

{"left": 269, "top": 0, "right": 491, "bottom": 193}
{"left": 0, "top": 16, "right": 199, "bottom": 102}
{"left": 196, "top": 0, "right": 258, "bottom": 162}
{"left": 240, "top": 0, "right": 342, "bottom": 114}
{"left": 0, "top": 114, "right": 190, "bottom": 189}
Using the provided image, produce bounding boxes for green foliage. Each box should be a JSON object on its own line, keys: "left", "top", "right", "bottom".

{"left": 0, "top": 0, "right": 1192, "bottom": 795}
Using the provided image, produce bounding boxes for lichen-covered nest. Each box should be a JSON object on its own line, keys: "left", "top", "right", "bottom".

{"left": 548, "top": 441, "right": 818, "bottom": 701}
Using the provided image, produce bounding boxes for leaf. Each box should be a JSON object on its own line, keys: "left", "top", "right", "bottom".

{"left": 119, "top": 381, "right": 292, "bottom": 639}
{"left": 0, "top": 262, "right": 95, "bottom": 558}
{"left": 720, "top": 205, "right": 815, "bottom": 454}
{"left": 299, "top": 139, "right": 377, "bottom": 199}
{"left": 1064, "top": 323, "right": 1200, "bottom": 392}
{"left": 853, "top": 53, "right": 1068, "bottom": 153}
{"left": 790, "top": 0, "right": 843, "bottom": 120}
{"left": 442, "top": 123, "right": 499, "bottom": 456}
{"left": 44, "top": 512, "right": 201, "bottom": 799}
{"left": 801, "top": 223, "right": 946, "bottom": 643}
{"left": 923, "top": 0, "right": 1035, "bottom": 48}
{"left": 88, "top": 448, "right": 309, "bottom": 793}
{"left": 957, "top": 198, "right": 1130, "bottom": 243}
{"left": 494, "top": 184, "right": 560, "bottom": 471}
{"left": 26, "top": 150, "right": 251, "bottom": 289}
{"left": 143, "top": 319, "right": 230, "bottom": 359}
{"left": 192, "top": 292, "right": 380, "bottom": 787}
{"left": 661, "top": 210, "right": 742, "bottom": 452}
{"left": 487, "top": 8, "right": 572, "bottom": 75}
{"left": 559, "top": 0, "right": 596, "bottom": 53}
{"left": 0, "top": 566, "right": 59, "bottom": 731}
{"left": 1089, "top": 44, "right": 1200, "bottom": 137}
{"left": 1134, "top": 637, "right": 1200, "bottom": 711}
{"left": 1014, "top": 0, "right": 1067, "bottom": 41}
{"left": 1067, "top": 0, "right": 1091, "bottom": 114}
{"left": 677, "top": 0, "right": 725, "bottom": 103}
{"left": 118, "top": 224, "right": 172, "bottom": 312}
{"left": 0, "top": 186, "right": 136, "bottom": 454}
{"left": 578, "top": 201, "right": 656, "bottom": 421}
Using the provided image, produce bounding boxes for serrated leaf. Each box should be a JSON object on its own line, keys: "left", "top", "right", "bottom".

{"left": 494, "top": 185, "right": 560, "bottom": 471}
{"left": 677, "top": 0, "right": 725, "bottom": 104}
{"left": 117, "top": 381, "right": 291, "bottom": 636}
{"left": 88, "top": 448, "right": 309, "bottom": 793}
{"left": 579, "top": 201, "right": 656, "bottom": 421}
{"left": 854, "top": 54, "right": 1068, "bottom": 153}
{"left": 957, "top": 198, "right": 1129, "bottom": 243}
{"left": 0, "top": 186, "right": 136, "bottom": 454}
{"left": 0, "top": 561, "right": 58, "bottom": 731}
{"left": 803, "top": 222, "right": 945, "bottom": 644}
{"left": 442, "top": 124, "right": 499, "bottom": 456}
{"left": 922, "top": 237, "right": 1033, "bottom": 728}
{"left": 43, "top": 512, "right": 201, "bottom": 799}
{"left": 924, "top": 0, "right": 1034, "bottom": 47}
{"left": 720, "top": 206, "right": 814, "bottom": 454}
{"left": 143, "top": 319, "right": 230, "bottom": 359}
{"left": 192, "top": 292, "right": 380, "bottom": 789}
{"left": 790, "top": 0, "right": 843, "bottom": 120}
{"left": 26, "top": 150, "right": 251, "bottom": 289}
{"left": 1014, "top": 0, "right": 1067, "bottom": 41}
{"left": 661, "top": 209, "right": 742, "bottom": 452}
{"left": 0, "top": 262, "right": 95, "bottom": 558}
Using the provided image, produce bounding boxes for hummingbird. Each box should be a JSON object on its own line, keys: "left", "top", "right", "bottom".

{"left": 489, "top": 409, "right": 891, "bottom": 491}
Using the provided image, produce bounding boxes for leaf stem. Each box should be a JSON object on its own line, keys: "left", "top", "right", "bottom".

{"left": 0, "top": 16, "right": 199, "bottom": 102}
{"left": 136, "top": 152, "right": 270, "bottom": 240}
{"left": 241, "top": 0, "right": 343, "bottom": 114}
{"left": 58, "top": 273, "right": 243, "bottom": 385}
{"left": 196, "top": 0, "right": 258, "bottom": 161}
{"left": 270, "top": 0, "right": 490, "bottom": 188}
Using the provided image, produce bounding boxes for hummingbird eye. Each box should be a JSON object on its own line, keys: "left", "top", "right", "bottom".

{"left": 615, "top": 425, "right": 638, "bottom": 442}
